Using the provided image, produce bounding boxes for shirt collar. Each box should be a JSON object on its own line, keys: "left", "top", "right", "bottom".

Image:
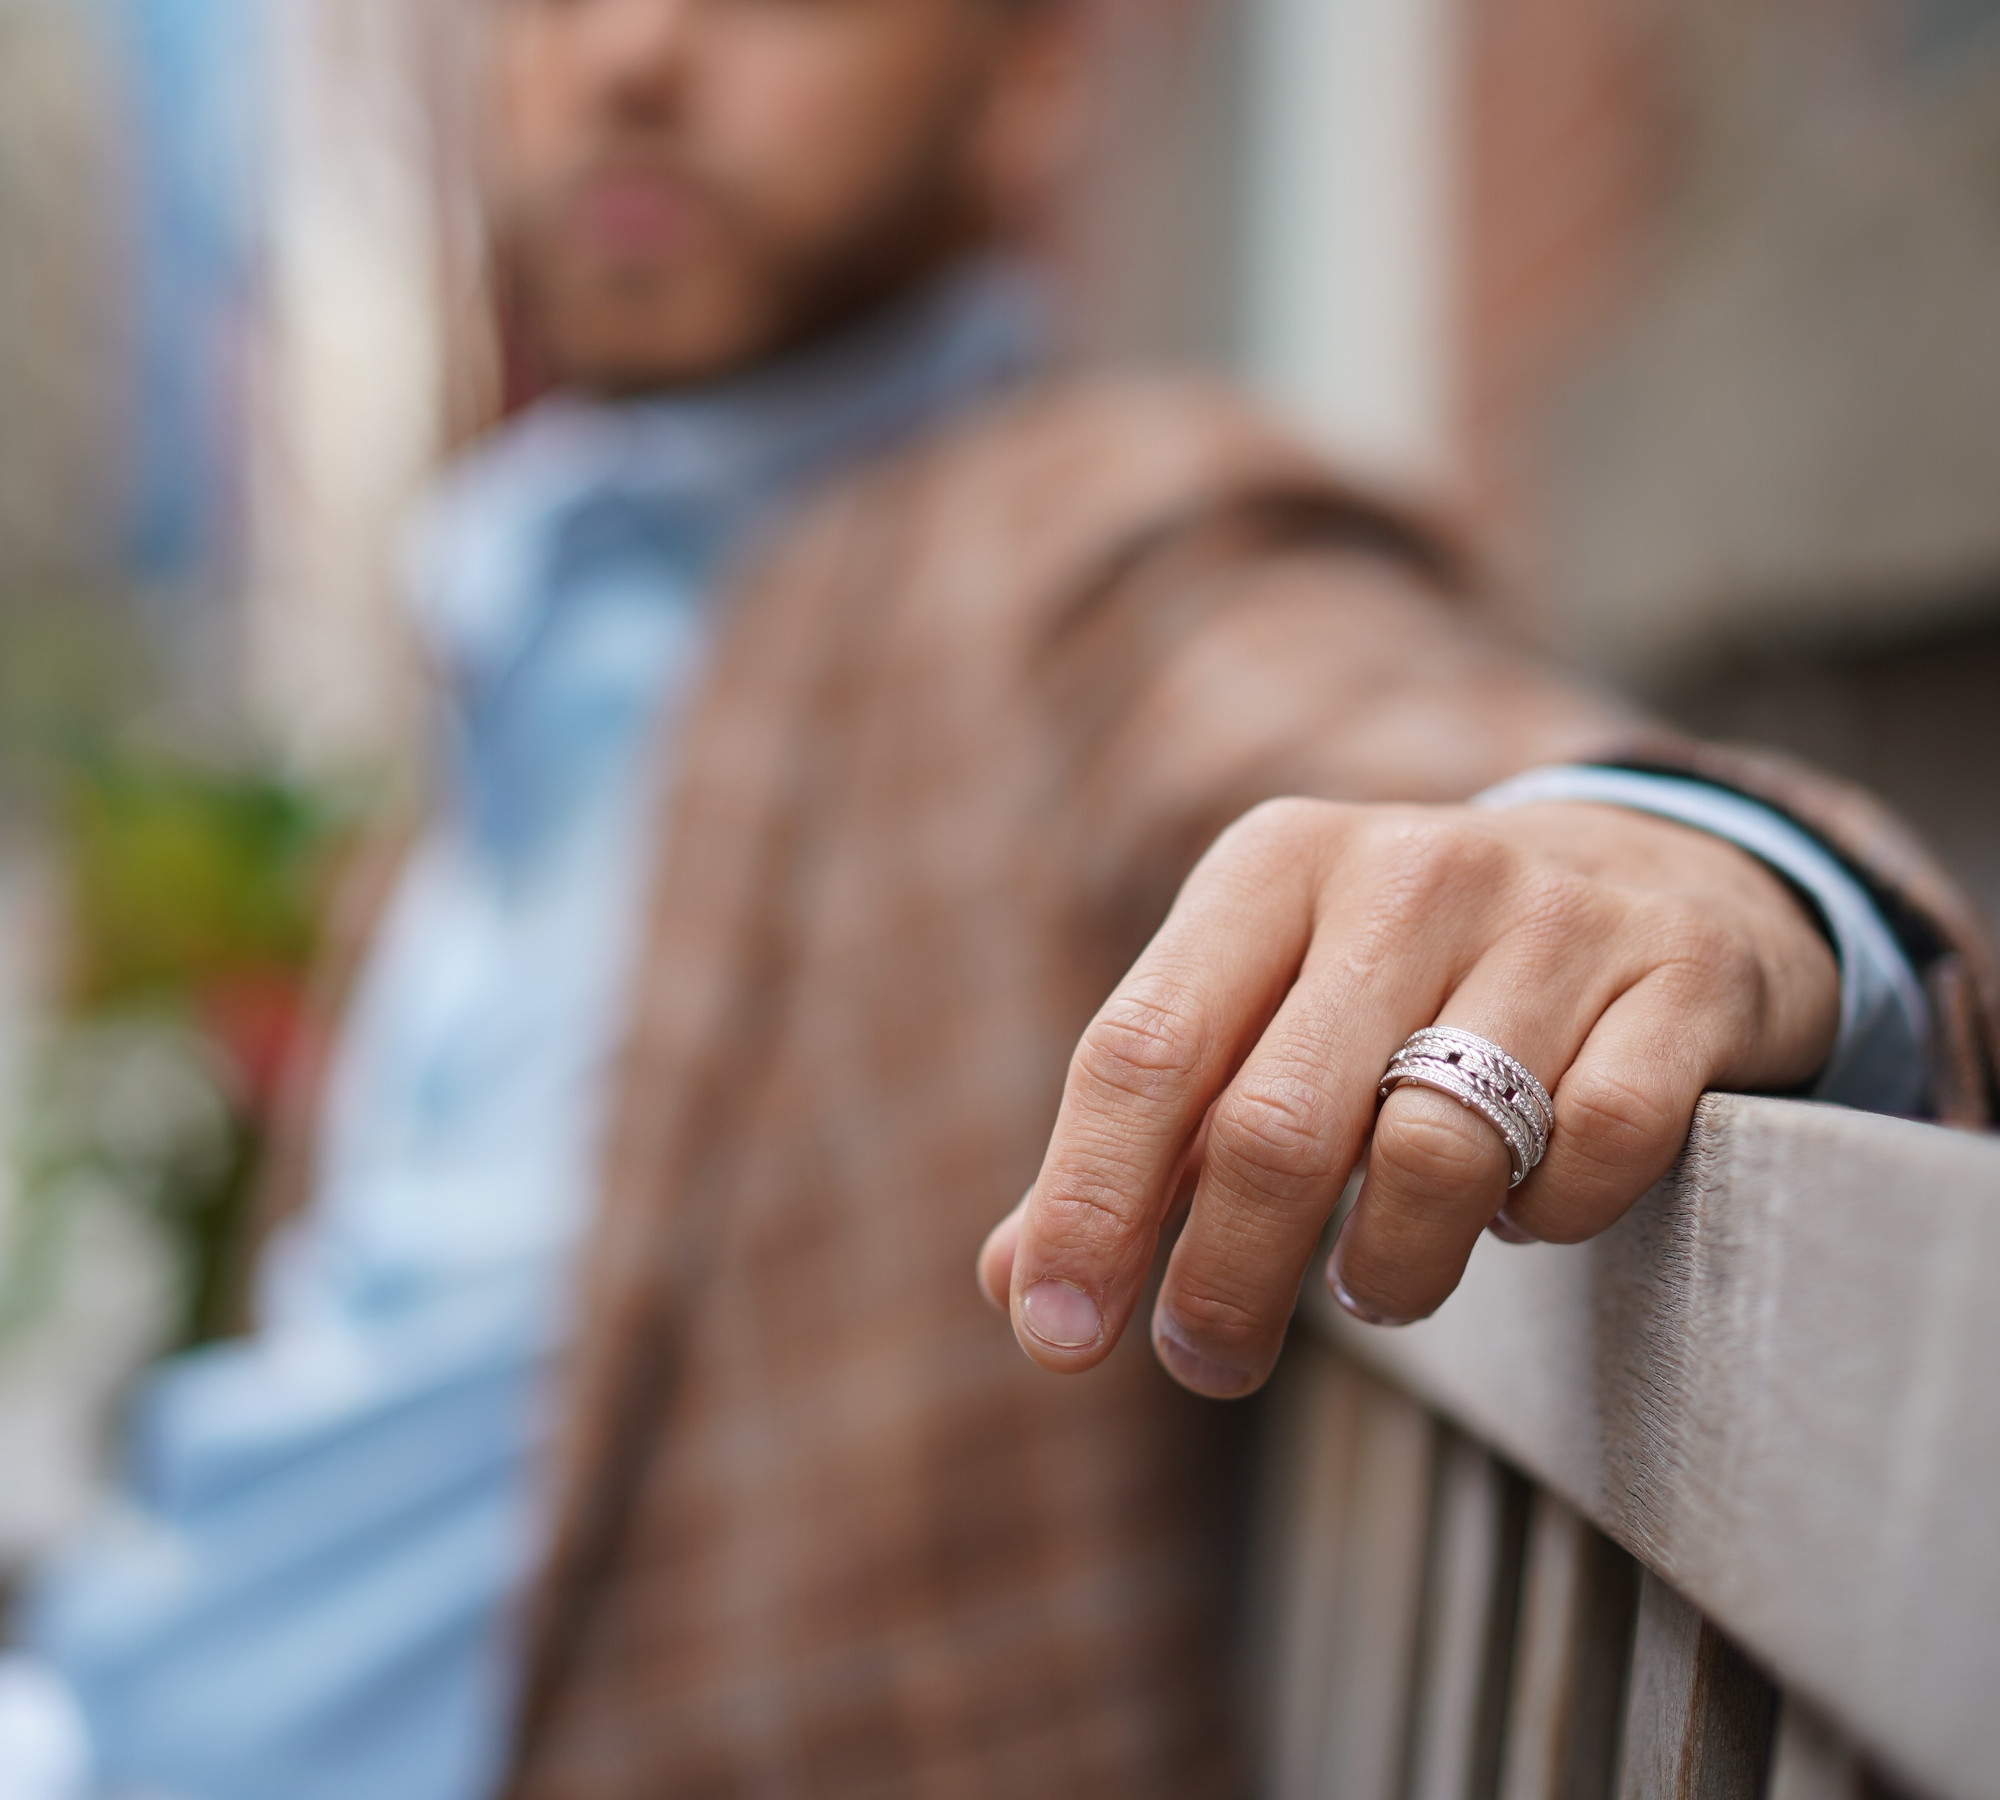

{"left": 401, "top": 257, "right": 1051, "bottom": 681}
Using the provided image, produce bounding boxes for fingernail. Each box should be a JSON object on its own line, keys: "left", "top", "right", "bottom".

{"left": 1153, "top": 1315, "right": 1257, "bottom": 1399}
{"left": 1486, "top": 1205, "right": 1537, "bottom": 1246}
{"left": 1325, "top": 1253, "right": 1414, "bottom": 1329}
{"left": 1020, "top": 1280, "right": 1101, "bottom": 1349}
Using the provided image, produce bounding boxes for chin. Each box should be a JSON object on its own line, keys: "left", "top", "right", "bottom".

{"left": 560, "top": 336, "right": 764, "bottom": 393}
{"left": 537, "top": 267, "right": 794, "bottom": 394}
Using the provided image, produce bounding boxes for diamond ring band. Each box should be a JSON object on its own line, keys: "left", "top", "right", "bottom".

{"left": 1377, "top": 1026, "right": 1553, "bottom": 1189}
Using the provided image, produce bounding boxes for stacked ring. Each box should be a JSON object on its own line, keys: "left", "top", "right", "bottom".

{"left": 1377, "top": 1026, "right": 1553, "bottom": 1189}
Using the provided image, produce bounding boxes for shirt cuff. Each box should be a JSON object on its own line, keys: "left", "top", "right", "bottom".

{"left": 1472, "top": 765, "right": 1932, "bottom": 1116}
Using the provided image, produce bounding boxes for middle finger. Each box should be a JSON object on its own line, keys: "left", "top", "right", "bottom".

{"left": 1144, "top": 905, "right": 1460, "bottom": 1397}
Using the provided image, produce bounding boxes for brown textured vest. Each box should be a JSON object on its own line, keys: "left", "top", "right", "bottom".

{"left": 271, "top": 376, "right": 1999, "bottom": 1799}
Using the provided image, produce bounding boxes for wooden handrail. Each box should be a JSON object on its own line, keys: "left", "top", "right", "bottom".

{"left": 1300, "top": 1093, "right": 2000, "bottom": 1800}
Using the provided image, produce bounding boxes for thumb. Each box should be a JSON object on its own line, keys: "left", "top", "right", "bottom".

{"left": 976, "top": 1195, "right": 1028, "bottom": 1313}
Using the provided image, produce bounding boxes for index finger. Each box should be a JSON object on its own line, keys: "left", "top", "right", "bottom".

{"left": 1004, "top": 804, "right": 1324, "bottom": 1372}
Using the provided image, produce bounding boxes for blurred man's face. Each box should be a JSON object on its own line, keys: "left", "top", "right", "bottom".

{"left": 488, "top": 0, "right": 1073, "bottom": 390}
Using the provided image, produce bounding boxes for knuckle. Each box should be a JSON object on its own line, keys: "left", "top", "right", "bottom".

{"left": 1207, "top": 796, "right": 1345, "bottom": 885}
{"left": 1667, "top": 939, "right": 1765, "bottom": 1029}
{"left": 1034, "top": 1173, "right": 1152, "bottom": 1254}
{"left": 1074, "top": 982, "right": 1206, "bottom": 1101}
{"left": 1557, "top": 1066, "right": 1685, "bottom": 1178}
{"left": 1206, "top": 1072, "right": 1335, "bottom": 1189}
{"left": 1648, "top": 901, "right": 1753, "bottom": 989}
{"left": 1373, "top": 1101, "right": 1503, "bottom": 1194}
{"left": 1368, "top": 814, "right": 1507, "bottom": 913}
{"left": 1231, "top": 794, "right": 1333, "bottom": 847}
{"left": 1712, "top": 929, "right": 1767, "bottom": 1007}
{"left": 1515, "top": 868, "right": 1606, "bottom": 948}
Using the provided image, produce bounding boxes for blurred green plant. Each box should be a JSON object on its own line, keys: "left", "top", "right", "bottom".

{"left": 63, "top": 750, "right": 338, "bottom": 1011}
{"left": 2, "top": 747, "right": 357, "bottom": 1351}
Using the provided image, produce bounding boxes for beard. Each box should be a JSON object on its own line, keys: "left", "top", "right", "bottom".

{"left": 486, "top": 108, "right": 995, "bottom": 394}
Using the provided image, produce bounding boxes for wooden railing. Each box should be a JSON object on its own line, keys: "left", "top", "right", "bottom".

{"left": 1249, "top": 1093, "right": 2000, "bottom": 1800}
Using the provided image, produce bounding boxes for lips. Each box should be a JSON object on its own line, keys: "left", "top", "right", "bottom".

{"left": 565, "top": 166, "right": 707, "bottom": 261}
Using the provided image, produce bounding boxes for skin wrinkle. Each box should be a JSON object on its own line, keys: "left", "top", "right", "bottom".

{"left": 1199, "top": 1000, "right": 1382, "bottom": 1194}
{"left": 1209, "top": 1040, "right": 1353, "bottom": 1178}
{"left": 1068, "top": 877, "right": 1306, "bottom": 1130}
{"left": 1514, "top": 1020, "right": 1713, "bottom": 1241}
{"left": 1550, "top": 1067, "right": 1682, "bottom": 1189}
{"left": 1070, "top": 1006, "right": 1207, "bottom": 1104}
{"left": 1008, "top": 790, "right": 1842, "bottom": 1371}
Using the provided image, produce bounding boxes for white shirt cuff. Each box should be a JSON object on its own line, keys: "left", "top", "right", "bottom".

{"left": 1473, "top": 765, "right": 1931, "bottom": 1116}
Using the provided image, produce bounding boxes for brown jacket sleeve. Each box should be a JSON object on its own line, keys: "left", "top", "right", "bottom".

{"left": 1039, "top": 494, "right": 1999, "bottom": 1127}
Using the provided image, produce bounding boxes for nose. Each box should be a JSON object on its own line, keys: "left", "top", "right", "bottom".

{"left": 573, "top": 0, "right": 698, "bottom": 108}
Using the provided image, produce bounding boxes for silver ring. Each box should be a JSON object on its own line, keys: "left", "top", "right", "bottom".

{"left": 1378, "top": 1026, "right": 1552, "bottom": 1189}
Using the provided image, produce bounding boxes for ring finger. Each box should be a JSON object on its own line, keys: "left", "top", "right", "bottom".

{"left": 1326, "top": 932, "right": 1638, "bottom": 1326}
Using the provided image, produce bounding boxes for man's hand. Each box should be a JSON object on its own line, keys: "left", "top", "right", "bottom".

{"left": 977, "top": 798, "right": 1840, "bottom": 1397}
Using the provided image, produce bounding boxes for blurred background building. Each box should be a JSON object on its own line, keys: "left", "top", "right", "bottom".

{"left": 1086, "top": 0, "right": 2000, "bottom": 914}
{"left": 2, "top": 0, "right": 1997, "bottom": 1560}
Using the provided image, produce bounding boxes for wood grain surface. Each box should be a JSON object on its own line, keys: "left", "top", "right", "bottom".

{"left": 1614, "top": 1572, "right": 1775, "bottom": 1800}
{"left": 1406, "top": 1435, "right": 1527, "bottom": 1800}
{"left": 1305, "top": 1094, "right": 2000, "bottom": 1800}
{"left": 1253, "top": 1340, "right": 1437, "bottom": 1800}
{"left": 1497, "top": 1492, "right": 1637, "bottom": 1800}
